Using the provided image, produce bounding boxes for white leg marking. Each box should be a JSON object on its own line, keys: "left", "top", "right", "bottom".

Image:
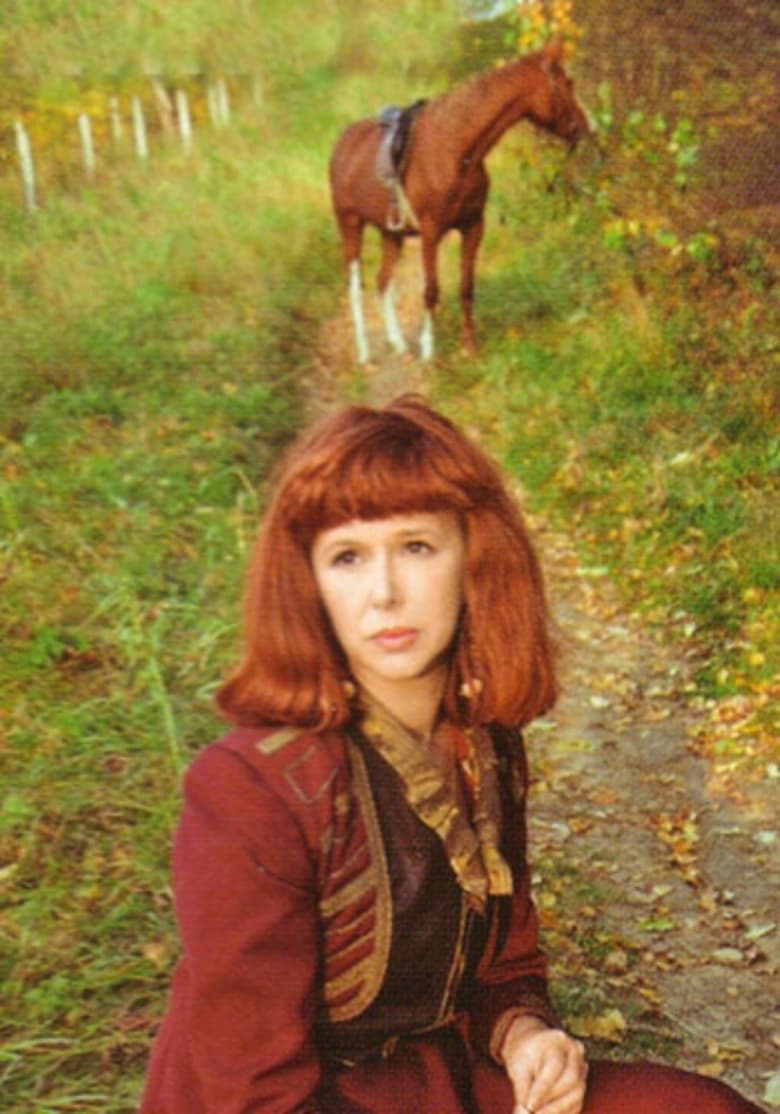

{"left": 419, "top": 310, "right": 435, "bottom": 361}
{"left": 349, "top": 261, "right": 369, "bottom": 364}
{"left": 381, "top": 281, "right": 408, "bottom": 355}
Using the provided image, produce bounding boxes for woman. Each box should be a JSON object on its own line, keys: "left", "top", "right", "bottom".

{"left": 141, "top": 396, "right": 763, "bottom": 1114}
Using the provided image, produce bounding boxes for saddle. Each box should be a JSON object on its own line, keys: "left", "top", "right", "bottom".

{"left": 375, "top": 99, "right": 427, "bottom": 231}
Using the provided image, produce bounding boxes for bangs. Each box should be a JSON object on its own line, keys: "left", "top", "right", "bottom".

{"left": 283, "top": 419, "right": 480, "bottom": 544}
{"left": 221, "top": 395, "right": 558, "bottom": 730}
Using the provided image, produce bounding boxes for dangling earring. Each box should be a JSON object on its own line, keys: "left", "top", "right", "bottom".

{"left": 456, "top": 610, "right": 483, "bottom": 701}
{"left": 459, "top": 676, "right": 484, "bottom": 700}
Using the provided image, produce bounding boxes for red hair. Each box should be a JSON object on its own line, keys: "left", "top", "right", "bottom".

{"left": 217, "top": 395, "right": 557, "bottom": 729}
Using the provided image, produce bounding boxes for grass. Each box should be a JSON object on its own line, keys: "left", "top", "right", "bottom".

{"left": 1, "top": 5, "right": 461, "bottom": 1108}
{"left": 433, "top": 125, "right": 779, "bottom": 715}
{"left": 0, "top": 277, "right": 305, "bottom": 1108}
{"left": 1, "top": 1, "right": 778, "bottom": 1109}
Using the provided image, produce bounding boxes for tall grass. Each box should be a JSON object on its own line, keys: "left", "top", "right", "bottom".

{"left": 1, "top": 5, "right": 456, "bottom": 1110}
{"left": 433, "top": 122, "right": 779, "bottom": 707}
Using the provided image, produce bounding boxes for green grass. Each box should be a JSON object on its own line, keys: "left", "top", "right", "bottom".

{"left": 0, "top": 5, "right": 462, "bottom": 1108}
{"left": 433, "top": 131, "right": 779, "bottom": 708}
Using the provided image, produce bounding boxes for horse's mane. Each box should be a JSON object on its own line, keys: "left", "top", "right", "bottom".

{"left": 432, "top": 54, "right": 534, "bottom": 118}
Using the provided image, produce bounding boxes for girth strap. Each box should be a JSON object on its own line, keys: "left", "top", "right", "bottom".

{"left": 375, "top": 98, "right": 427, "bottom": 231}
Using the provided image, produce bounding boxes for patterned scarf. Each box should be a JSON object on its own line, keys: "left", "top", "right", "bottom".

{"left": 358, "top": 692, "right": 513, "bottom": 913}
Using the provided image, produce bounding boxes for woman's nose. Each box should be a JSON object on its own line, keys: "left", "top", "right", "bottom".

{"left": 370, "top": 553, "right": 399, "bottom": 608}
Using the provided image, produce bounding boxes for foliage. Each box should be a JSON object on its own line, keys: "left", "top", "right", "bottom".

{"left": 504, "top": 0, "right": 583, "bottom": 57}
{"left": 432, "top": 116, "right": 778, "bottom": 771}
{"left": 437, "top": 0, "right": 779, "bottom": 783}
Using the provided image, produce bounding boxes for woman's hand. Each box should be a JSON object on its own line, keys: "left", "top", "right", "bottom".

{"left": 500, "top": 1015, "right": 588, "bottom": 1114}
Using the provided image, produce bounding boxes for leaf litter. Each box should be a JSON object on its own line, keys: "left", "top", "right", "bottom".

{"left": 527, "top": 524, "right": 780, "bottom": 1108}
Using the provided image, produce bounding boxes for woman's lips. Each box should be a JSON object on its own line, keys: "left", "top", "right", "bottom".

{"left": 371, "top": 628, "right": 419, "bottom": 652}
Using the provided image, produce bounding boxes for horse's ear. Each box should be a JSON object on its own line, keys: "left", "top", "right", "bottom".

{"left": 541, "top": 38, "right": 564, "bottom": 70}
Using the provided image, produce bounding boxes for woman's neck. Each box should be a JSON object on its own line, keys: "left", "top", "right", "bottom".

{"left": 355, "top": 668, "right": 446, "bottom": 740}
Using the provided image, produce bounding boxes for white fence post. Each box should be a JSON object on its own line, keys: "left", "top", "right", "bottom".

{"left": 207, "top": 83, "right": 219, "bottom": 127}
{"left": 208, "top": 78, "right": 231, "bottom": 127}
{"left": 110, "top": 95, "right": 123, "bottom": 141}
{"left": 216, "top": 77, "right": 231, "bottom": 125}
{"left": 8, "top": 72, "right": 243, "bottom": 209}
{"left": 175, "top": 89, "right": 193, "bottom": 152}
{"left": 78, "top": 112, "right": 96, "bottom": 178}
{"left": 132, "top": 96, "right": 149, "bottom": 159}
{"left": 150, "top": 77, "right": 175, "bottom": 134}
{"left": 14, "top": 119, "right": 37, "bottom": 212}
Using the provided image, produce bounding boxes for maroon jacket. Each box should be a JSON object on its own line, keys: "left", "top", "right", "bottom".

{"left": 140, "top": 724, "right": 557, "bottom": 1114}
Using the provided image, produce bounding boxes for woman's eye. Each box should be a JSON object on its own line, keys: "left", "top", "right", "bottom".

{"left": 405, "top": 539, "right": 433, "bottom": 555}
{"left": 332, "top": 549, "right": 359, "bottom": 567}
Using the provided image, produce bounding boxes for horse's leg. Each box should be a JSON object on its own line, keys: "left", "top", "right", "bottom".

{"left": 348, "top": 259, "right": 370, "bottom": 364}
{"left": 419, "top": 227, "right": 440, "bottom": 361}
{"left": 339, "top": 216, "right": 370, "bottom": 364}
{"left": 378, "top": 232, "right": 407, "bottom": 355}
{"left": 459, "top": 216, "right": 484, "bottom": 355}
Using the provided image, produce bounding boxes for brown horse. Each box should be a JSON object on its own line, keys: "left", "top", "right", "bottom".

{"left": 329, "top": 40, "right": 590, "bottom": 363}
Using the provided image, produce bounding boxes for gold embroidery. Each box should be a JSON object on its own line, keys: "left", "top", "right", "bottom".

{"left": 319, "top": 872, "right": 374, "bottom": 919}
{"left": 255, "top": 726, "right": 303, "bottom": 755}
{"left": 435, "top": 896, "right": 470, "bottom": 1025}
{"left": 320, "top": 742, "right": 392, "bottom": 1022}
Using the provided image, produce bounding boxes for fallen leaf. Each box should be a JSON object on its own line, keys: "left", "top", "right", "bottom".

{"left": 711, "top": 947, "right": 745, "bottom": 966}
{"left": 569, "top": 1008, "right": 627, "bottom": 1043}
{"left": 603, "top": 949, "right": 629, "bottom": 975}
{"left": 696, "top": 1061, "right": 726, "bottom": 1078}
{"left": 745, "top": 922, "right": 775, "bottom": 942}
{"left": 764, "top": 1069, "right": 780, "bottom": 1106}
{"left": 639, "top": 916, "right": 676, "bottom": 932}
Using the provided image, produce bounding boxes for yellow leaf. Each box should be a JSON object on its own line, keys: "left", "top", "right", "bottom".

{"left": 696, "top": 1062, "right": 726, "bottom": 1078}
{"left": 569, "top": 1008, "right": 627, "bottom": 1043}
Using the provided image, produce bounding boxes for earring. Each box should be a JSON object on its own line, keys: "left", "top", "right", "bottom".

{"left": 459, "top": 677, "right": 484, "bottom": 700}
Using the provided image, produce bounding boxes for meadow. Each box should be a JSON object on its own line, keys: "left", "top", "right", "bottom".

{"left": 1, "top": 2, "right": 777, "bottom": 1109}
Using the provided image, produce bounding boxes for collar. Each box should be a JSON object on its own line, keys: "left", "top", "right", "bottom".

{"left": 357, "top": 691, "right": 513, "bottom": 913}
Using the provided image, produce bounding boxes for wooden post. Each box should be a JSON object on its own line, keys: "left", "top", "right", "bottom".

{"left": 208, "top": 78, "right": 231, "bottom": 127}
{"left": 175, "top": 89, "right": 193, "bottom": 152}
{"left": 78, "top": 112, "right": 96, "bottom": 178}
{"left": 216, "top": 77, "right": 231, "bottom": 125}
{"left": 150, "top": 77, "right": 175, "bottom": 134}
{"left": 132, "top": 96, "right": 149, "bottom": 159}
{"left": 207, "top": 83, "right": 219, "bottom": 127}
{"left": 109, "top": 95, "right": 123, "bottom": 141}
{"left": 14, "top": 119, "right": 37, "bottom": 212}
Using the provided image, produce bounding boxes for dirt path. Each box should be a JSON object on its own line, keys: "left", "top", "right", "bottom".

{"left": 528, "top": 526, "right": 780, "bottom": 1109}
{"left": 313, "top": 251, "right": 780, "bottom": 1110}
{"left": 305, "top": 245, "right": 432, "bottom": 417}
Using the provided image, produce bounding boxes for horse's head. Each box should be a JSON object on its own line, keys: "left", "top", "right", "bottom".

{"left": 532, "top": 40, "right": 591, "bottom": 149}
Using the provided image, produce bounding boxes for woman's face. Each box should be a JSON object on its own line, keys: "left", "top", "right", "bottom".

{"left": 311, "top": 511, "right": 465, "bottom": 710}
